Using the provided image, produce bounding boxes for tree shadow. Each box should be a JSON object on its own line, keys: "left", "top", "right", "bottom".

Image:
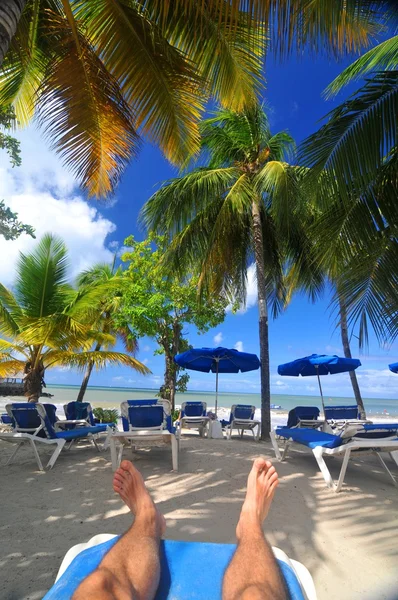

{"left": 0, "top": 434, "right": 397, "bottom": 600}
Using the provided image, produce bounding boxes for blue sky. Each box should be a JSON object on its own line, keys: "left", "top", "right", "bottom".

{"left": 1, "top": 42, "right": 397, "bottom": 399}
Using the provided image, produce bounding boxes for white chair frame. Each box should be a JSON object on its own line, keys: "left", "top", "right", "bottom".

{"left": 270, "top": 430, "right": 398, "bottom": 493}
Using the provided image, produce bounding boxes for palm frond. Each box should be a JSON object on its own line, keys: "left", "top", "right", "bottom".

{"left": 300, "top": 71, "right": 398, "bottom": 200}
{"left": 148, "top": 0, "right": 382, "bottom": 57}
{"left": 36, "top": 9, "right": 140, "bottom": 198}
{"left": 0, "top": 283, "right": 22, "bottom": 337}
{"left": 74, "top": 0, "right": 203, "bottom": 166}
{"left": 44, "top": 349, "right": 150, "bottom": 374}
{"left": 325, "top": 35, "right": 398, "bottom": 97}
{"left": 160, "top": 4, "right": 265, "bottom": 112}
{"left": 141, "top": 167, "right": 239, "bottom": 234}
{"left": 0, "top": 358, "right": 25, "bottom": 377}
{"left": 0, "top": 0, "right": 50, "bottom": 124}
{"left": 15, "top": 233, "right": 71, "bottom": 318}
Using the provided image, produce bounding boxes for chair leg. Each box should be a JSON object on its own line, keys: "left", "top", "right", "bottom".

{"left": 171, "top": 435, "right": 178, "bottom": 471}
{"left": 270, "top": 431, "right": 282, "bottom": 460}
{"left": 28, "top": 439, "right": 44, "bottom": 471}
{"left": 47, "top": 440, "right": 66, "bottom": 469}
{"left": 255, "top": 423, "right": 260, "bottom": 442}
{"left": 110, "top": 437, "right": 118, "bottom": 471}
{"left": 91, "top": 435, "right": 101, "bottom": 452}
{"left": 312, "top": 447, "right": 344, "bottom": 492}
{"left": 6, "top": 441, "right": 24, "bottom": 465}
{"left": 377, "top": 452, "right": 398, "bottom": 487}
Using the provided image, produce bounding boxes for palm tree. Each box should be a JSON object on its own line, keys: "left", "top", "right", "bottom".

{"left": 75, "top": 260, "right": 138, "bottom": 402}
{"left": 0, "top": 234, "right": 149, "bottom": 401}
{"left": 286, "top": 204, "right": 367, "bottom": 418}
{"left": 0, "top": 1, "right": 381, "bottom": 198}
{"left": 299, "top": 28, "right": 398, "bottom": 349}
{"left": 142, "top": 105, "right": 309, "bottom": 439}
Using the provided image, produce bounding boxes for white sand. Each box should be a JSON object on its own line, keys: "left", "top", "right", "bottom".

{"left": 0, "top": 432, "right": 397, "bottom": 600}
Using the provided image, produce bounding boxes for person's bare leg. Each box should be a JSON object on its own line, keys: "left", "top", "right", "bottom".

{"left": 222, "top": 458, "right": 287, "bottom": 600}
{"left": 73, "top": 460, "right": 165, "bottom": 600}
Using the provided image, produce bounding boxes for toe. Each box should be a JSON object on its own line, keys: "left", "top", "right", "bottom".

{"left": 253, "top": 457, "right": 267, "bottom": 471}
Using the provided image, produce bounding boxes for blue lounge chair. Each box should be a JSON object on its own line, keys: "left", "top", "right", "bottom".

{"left": 0, "top": 403, "right": 110, "bottom": 471}
{"left": 178, "top": 401, "right": 210, "bottom": 437}
{"left": 108, "top": 400, "right": 178, "bottom": 471}
{"left": 225, "top": 404, "right": 260, "bottom": 441}
{"left": 270, "top": 426, "right": 398, "bottom": 493}
{"left": 287, "top": 406, "right": 323, "bottom": 429}
{"left": 43, "top": 534, "right": 316, "bottom": 600}
{"left": 63, "top": 401, "right": 113, "bottom": 431}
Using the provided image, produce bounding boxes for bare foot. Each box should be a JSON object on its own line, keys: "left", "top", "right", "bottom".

{"left": 113, "top": 460, "right": 166, "bottom": 536}
{"left": 236, "top": 457, "right": 279, "bottom": 540}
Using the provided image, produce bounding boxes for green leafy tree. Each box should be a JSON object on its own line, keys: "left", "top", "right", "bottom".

{"left": 119, "top": 235, "right": 228, "bottom": 410}
{"left": 142, "top": 105, "right": 311, "bottom": 439}
{"left": 0, "top": 105, "right": 34, "bottom": 240}
{"left": 0, "top": 233, "right": 149, "bottom": 401}
{"left": 75, "top": 260, "right": 139, "bottom": 402}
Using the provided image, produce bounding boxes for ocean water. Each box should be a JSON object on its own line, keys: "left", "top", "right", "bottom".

{"left": 1, "top": 384, "right": 396, "bottom": 419}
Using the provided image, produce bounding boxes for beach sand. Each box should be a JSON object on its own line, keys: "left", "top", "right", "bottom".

{"left": 0, "top": 432, "right": 397, "bottom": 600}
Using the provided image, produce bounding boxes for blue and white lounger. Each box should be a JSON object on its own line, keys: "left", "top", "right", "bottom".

{"left": 108, "top": 400, "right": 179, "bottom": 471}
{"left": 43, "top": 534, "right": 317, "bottom": 600}
{"left": 287, "top": 406, "right": 324, "bottom": 429}
{"left": 178, "top": 401, "right": 210, "bottom": 437}
{"left": 225, "top": 404, "right": 260, "bottom": 441}
{"left": 270, "top": 426, "right": 398, "bottom": 493}
{"left": 63, "top": 401, "right": 114, "bottom": 431}
{"left": 0, "top": 403, "right": 110, "bottom": 471}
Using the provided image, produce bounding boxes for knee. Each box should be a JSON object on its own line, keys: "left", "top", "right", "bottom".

{"left": 240, "top": 584, "right": 275, "bottom": 600}
{"left": 72, "top": 568, "right": 115, "bottom": 599}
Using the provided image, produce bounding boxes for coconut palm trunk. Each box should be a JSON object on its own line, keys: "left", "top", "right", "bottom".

{"left": 23, "top": 357, "right": 44, "bottom": 402}
{"left": 252, "top": 199, "right": 271, "bottom": 440}
{"left": 338, "top": 292, "right": 366, "bottom": 419}
{"left": 0, "top": 0, "right": 26, "bottom": 66}
{"left": 76, "top": 342, "right": 101, "bottom": 402}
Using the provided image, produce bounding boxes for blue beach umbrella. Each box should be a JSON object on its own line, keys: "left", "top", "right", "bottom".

{"left": 277, "top": 354, "right": 361, "bottom": 413}
{"left": 389, "top": 362, "right": 398, "bottom": 374}
{"left": 174, "top": 347, "right": 260, "bottom": 416}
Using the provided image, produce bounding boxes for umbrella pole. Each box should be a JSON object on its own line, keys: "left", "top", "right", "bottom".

{"left": 316, "top": 368, "right": 326, "bottom": 415}
{"left": 215, "top": 360, "right": 219, "bottom": 417}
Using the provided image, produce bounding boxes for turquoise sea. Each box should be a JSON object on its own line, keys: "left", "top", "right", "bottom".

{"left": 36, "top": 384, "right": 398, "bottom": 417}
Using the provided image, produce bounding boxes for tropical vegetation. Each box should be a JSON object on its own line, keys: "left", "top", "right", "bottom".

{"left": 142, "top": 105, "right": 315, "bottom": 438}
{"left": 75, "top": 260, "right": 138, "bottom": 402}
{"left": 118, "top": 235, "right": 228, "bottom": 410}
{"left": 298, "top": 18, "right": 398, "bottom": 355}
{"left": 0, "top": 105, "right": 34, "bottom": 240}
{"left": 0, "top": 1, "right": 384, "bottom": 199}
{"left": 0, "top": 234, "right": 149, "bottom": 401}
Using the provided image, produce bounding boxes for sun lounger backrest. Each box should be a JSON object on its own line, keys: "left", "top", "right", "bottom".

{"left": 64, "top": 401, "right": 94, "bottom": 425}
{"left": 181, "top": 401, "right": 207, "bottom": 417}
{"left": 7, "top": 403, "right": 41, "bottom": 431}
{"left": 287, "top": 406, "right": 320, "bottom": 428}
{"left": 127, "top": 405, "right": 164, "bottom": 429}
{"left": 35, "top": 403, "right": 59, "bottom": 439}
{"left": 121, "top": 400, "right": 158, "bottom": 431}
{"left": 231, "top": 405, "right": 256, "bottom": 421}
{"left": 324, "top": 406, "right": 359, "bottom": 420}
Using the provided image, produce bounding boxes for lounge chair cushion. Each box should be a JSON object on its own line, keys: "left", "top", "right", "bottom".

{"left": 276, "top": 427, "right": 344, "bottom": 449}
{"left": 43, "top": 538, "right": 306, "bottom": 600}
{"left": 55, "top": 426, "right": 108, "bottom": 440}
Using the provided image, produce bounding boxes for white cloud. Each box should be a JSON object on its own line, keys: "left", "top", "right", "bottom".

{"left": 0, "top": 126, "right": 116, "bottom": 286}
{"left": 213, "top": 331, "right": 223, "bottom": 345}
{"left": 142, "top": 358, "right": 150, "bottom": 365}
{"left": 143, "top": 345, "right": 151, "bottom": 352}
{"left": 234, "top": 341, "right": 244, "bottom": 352}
